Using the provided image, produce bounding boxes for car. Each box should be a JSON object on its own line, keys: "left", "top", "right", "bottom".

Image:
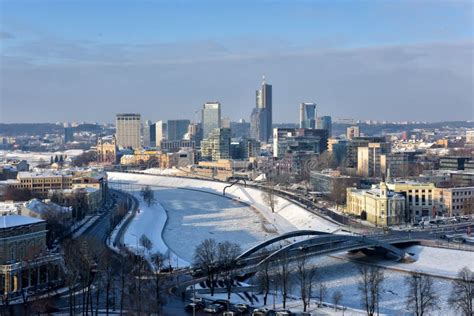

{"left": 275, "top": 310, "right": 292, "bottom": 316}
{"left": 204, "top": 304, "right": 225, "bottom": 313}
{"left": 235, "top": 303, "right": 249, "bottom": 312}
{"left": 252, "top": 308, "right": 270, "bottom": 316}
{"left": 185, "top": 302, "right": 204, "bottom": 312}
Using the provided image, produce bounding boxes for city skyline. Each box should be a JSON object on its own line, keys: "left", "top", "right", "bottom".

{"left": 1, "top": 1, "right": 473, "bottom": 123}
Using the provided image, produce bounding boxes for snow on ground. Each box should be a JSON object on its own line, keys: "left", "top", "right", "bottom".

{"left": 0, "top": 149, "right": 83, "bottom": 167}
{"left": 122, "top": 193, "right": 189, "bottom": 267}
{"left": 335, "top": 245, "right": 474, "bottom": 279}
{"left": 107, "top": 172, "right": 339, "bottom": 234}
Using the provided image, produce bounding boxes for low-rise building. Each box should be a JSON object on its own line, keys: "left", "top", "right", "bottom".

{"left": 346, "top": 182, "right": 406, "bottom": 226}
{"left": 433, "top": 186, "right": 474, "bottom": 216}
{"left": 0, "top": 215, "right": 63, "bottom": 299}
{"left": 386, "top": 181, "right": 436, "bottom": 222}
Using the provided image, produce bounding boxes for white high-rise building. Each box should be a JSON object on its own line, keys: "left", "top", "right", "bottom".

{"left": 155, "top": 120, "right": 167, "bottom": 147}
{"left": 115, "top": 113, "right": 141, "bottom": 149}
{"left": 143, "top": 120, "right": 151, "bottom": 147}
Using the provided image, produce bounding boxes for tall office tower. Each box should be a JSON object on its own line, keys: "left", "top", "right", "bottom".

{"left": 346, "top": 126, "right": 360, "bottom": 140}
{"left": 202, "top": 102, "right": 221, "bottom": 139}
{"left": 150, "top": 122, "right": 157, "bottom": 147}
{"left": 143, "top": 120, "right": 151, "bottom": 147}
{"left": 200, "top": 128, "right": 231, "bottom": 161}
{"left": 299, "top": 103, "right": 316, "bottom": 129}
{"left": 252, "top": 77, "right": 272, "bottom": 142}
{"left": 357, "top": 143, "right": 386, "bottom": 178}
{"left": 64, "top": 127, "right": 74, "bottom": 143}
{"left": 167, "top": 119, "right": 190, "bottom": 141}
{"left": 115, "top": 113, "right": 141, "bottom": 149}
{"left": 155, "top": 120, "right": 167, "bottom": 147}
{"left": 317, "top": 116, "right": 332, "bottom": 136}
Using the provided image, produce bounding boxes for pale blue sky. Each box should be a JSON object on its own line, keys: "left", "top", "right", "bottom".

{"left": 0, "top": 0, "right": 473, "bottom": 123}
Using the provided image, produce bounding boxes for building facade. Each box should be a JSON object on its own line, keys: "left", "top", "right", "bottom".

{"left": 250, "top": 78, "right": 272, "bottom": 142}
{"left": 0, "top": 216, "right": 63, "bottom": 299}
{"left": 346, "top": 182, "right": 406, "bottom": 226}
{"left": 167, "top": 119, "right": 190, "bottom": 141}
{"left": 317, "top": 116, "right": 332, "bottom": 136}
{"left": 115, "top": 113, "right": 141, "bottom": 149}
{"left": 202, "top": 102, "right": 221, "bottom": 140}
{"left": 200, "top": 128, "right": 231, "bottom": 161}
{"left": 299, "top": 103, "right": 316, "bottom": 129}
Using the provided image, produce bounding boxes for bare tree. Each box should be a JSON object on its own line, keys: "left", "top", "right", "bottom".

{"left": 319, "top": 282, "right": 327, "bottom": 307}
{"left": 193, "top": 239, "right": 219, "bottom": 296}
{"left": 357, "top": 265, "right": 385, "bottom": 316}
{"left": 140, "top": 186, "right": 155, "bottom": 207}
{"left": 256, "top": 260, "right": 272, "bottom": 305}
{"left": 217, "top": 241, "right": 242, "bottom": 300}
{"left": 296, "top": 255, "right": 316, "bottom": 312}
{"left": 405, "top": 272, "right": 439, "bottom": 316}
{"left": 276, "top": 256, "right": 292, "bottom": 309}
{"left": 139, "top": 234, "right": 153, "bottom": 256}
{"left": 448, "top": 267, "right": 473, "bottom": 316}
{"left": 332, "top": 290, "right": 343, "bottom": 311}
{"left": 150, "top": 252, "right": 167, "bottom": 313}
{"left": 261, "top": 183, "right": 279, "bottom": 212}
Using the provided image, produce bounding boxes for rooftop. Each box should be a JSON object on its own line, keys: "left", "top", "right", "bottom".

{"left": 0, "top": 215, "right": 44, "bottom": 229}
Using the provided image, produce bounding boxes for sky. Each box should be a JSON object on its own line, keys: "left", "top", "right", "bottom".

{"left": 0, "top": 0, "right": 473, "bottom": 124}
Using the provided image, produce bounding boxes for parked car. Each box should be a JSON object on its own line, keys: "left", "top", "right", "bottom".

{"left": 204, "top": 304, "right": 225, "bottom": 314}
{"left": 234, "top": 303, "right": 249, "bottom": 313}
{"left": 276, "top": 310, "right": 292, "bottom": 316}
{"left": 252, "top": 308, "right": 270, "bottom": 316}
{"left": 185, "top": 302, "right": 204, "bottom": 312}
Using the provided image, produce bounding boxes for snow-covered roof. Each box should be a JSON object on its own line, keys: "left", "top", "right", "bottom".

{"left": 0, "top": 215, "right": 44, "bottom": 228}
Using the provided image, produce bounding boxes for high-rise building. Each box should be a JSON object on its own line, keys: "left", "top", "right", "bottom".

{"left": 202, "top": 102, "right": 221, "bottom": 139}
{"left": 167, "top": 119, "right": 190, "bottom": 141}
{"left": 317, "top": 116, "right": 332, "bottom": 136}
{"left": 200, "top": 128, "right": 231, "bottom": 161}
{"left": 346, "top": 126, "right": 360, "bottom": 140}
{"left": 299, "top": 103, "right": 316, "bottom": 129}
{"left": 251, "top": 77, "right": 272, "bottom": 142}
{"left": 230, "top": 119, "right": 251, "bottom": 139}
{"left": 357, "top": 143, "right": 387, "bottom": 178}
{"left": 64, "top": 127, "right": 74, "bottom": 143}
{"left": 187, "top": 123, "right": 203, "bottom": 144}
{"left": 143, "top": 120, "right": 151, "bottom": 147}
{"left": 155, "top": 120, "right": 167, "bottom": 146}
{"left": 150, "top": 122, "right": 157, "bottom": 147}
{"left": 116, "top": 113, "right": 141, "bottom": 149}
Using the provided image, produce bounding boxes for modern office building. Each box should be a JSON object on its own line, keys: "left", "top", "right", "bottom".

{"left": 357, "top": 143, "right": 387, "bottom": 178}
{"left": 143, "top": 120, "right": 151, "bottom": 147}
{"left": 202, "top": 102, "right": 221, "bottom": 139}
{"left": 200, "top": 128, "right": 231, "bottom": 161}
{"left": 317, "top": 116, "right": 332, "bottom": 136}
{"left": 299, "top": 103, "right": 316, "bottom": 129}
{"left": 167, "top": 119, "right": 190, "bottom": 141}
{"left": 230, "top": 119, "right": 251, "bottom": 139}
{"left": 250, "top": 77, "right": 272, "bottom": 142}
{"left": 155, "top": 120, "right": 167, "bottom": 146}
{"left": 64, "top": 127, "right": 74, "bottom": 143}
{"left": 273, "top": 128, "right": 328, "bottom": 158}
{"left": 187, "top": 123, "right": 203, "bottom": 145}
{"left": 115, "top": 113, "right": 141, "bottom": 149}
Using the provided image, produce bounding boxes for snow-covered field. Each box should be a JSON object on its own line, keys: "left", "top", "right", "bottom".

{"left": 0, "top": 149, "right": 83, "bottom": 167}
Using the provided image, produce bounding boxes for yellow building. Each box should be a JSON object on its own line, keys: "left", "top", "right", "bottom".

{"left": 120, "top": 150, "right": 161, "bottom": 166}
{"left": 346, "top": 182, "right": 406, "bottom": 226}
{"left": 433, "top": 186, "right": 474, "bottom": 216}
{"left": 96, "top": 136, "right": 117, "bottom": 164}
{"left": 386, "top": 181, "right": 436, "bottom": 221}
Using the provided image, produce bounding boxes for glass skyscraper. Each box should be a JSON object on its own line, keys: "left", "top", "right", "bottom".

{"left": 251, "top": 77, "right": 272, "bottom": 142}
{"left": 299, "top": 102, "right": 317, "bottom": 129}
{"left": 202, "top": 102, "right": 221, "bottom": 139}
